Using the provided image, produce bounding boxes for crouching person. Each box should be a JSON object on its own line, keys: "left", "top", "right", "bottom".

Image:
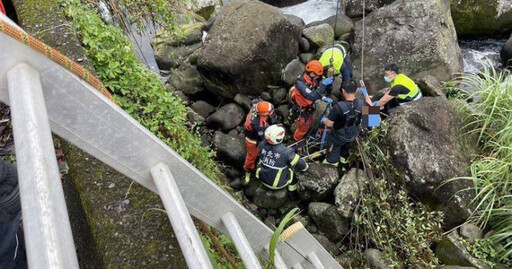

{"left": 321, "top": 80, "right": 364, "bottom": 172}
{"left": 255, "top": 125, "right": 309, "bottom": 199}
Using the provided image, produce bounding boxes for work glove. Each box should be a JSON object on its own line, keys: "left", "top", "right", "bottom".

{"left": 373, "top": 101, "right": 380, "bottom": 107}
{"left": 322, "top": 77, "right": 334, "bottom": 87}
{"left": 359, "top": 87, "right": 368, "bottom": 97}
{"left": 322, "top": 97, "right": 333, "bottom": 104}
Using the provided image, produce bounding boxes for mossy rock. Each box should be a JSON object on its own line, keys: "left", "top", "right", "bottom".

{"left": 451, "top": 0, "right": 512, "bottom": 36}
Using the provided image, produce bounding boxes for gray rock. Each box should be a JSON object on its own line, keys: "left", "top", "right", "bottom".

{"left": 417, "top": 75, "right": 446, "bottom": 97}
{"left": 260, "top": 92, "right": 272, "bottom": 102}
{"left": 451, "top": 0, "right": 512, "bottom": 36}
{"left": 338, "top": 33, "right": 351, "bottom": 42}
{"left": 197, "top": 0, "right": 301, "bottom": 98}
{"left": 282, "top": 59, "right": 305, "bottom": 86}
{"left": 173, "top": 91, "right": 189, "bottom": 103}
{"left": 153, "top": 43, "right": 202, "bottom": 70}
{"left": 436, "top": 231, "right": 490, "bottom": 268}
{"left": 501, "top": 36, "right": 512, "bottom": 68}
{"left": 352, "top": 0, "right": 462, "bottom": 92}
{"left": 459, "top": 223, "right": 482, "bottom": 244}
{"left": 234, "top": 94, "right": 252, "bottom": 111}
{"left": 168, "top": 65, "right": 205, "bottom": 95}
{"left": 151, "top": 23, "right": 203, "bottom": 48}
{"left": 386, "top": 97, "right": 476, "bottom": 229}
{"left": 276, "top": 105, "right": 290, "bottom": 123}
{"left": 297, "top": 164, "right": 340, "bottom": 202}
{"left": 213, "top": 131, "right": 246, "bottom": 166}
{"left": 364, "top": 249, "right": 390, "bottom": 269}
{"left": 334, "top": 168, "right": 365, "bottom": 218}
{"left": 309, "top": 14, "right": 354, "bottom": 39}
{"left": 229, "top": 178, "right": 243, "bottom": 189}
{"left": 299, "top": 37, "right": 310, "bottom": 53}
{"left": 302, "top": 24, "right": 334, "bottom": 50}
{"left": 299, "top": 53, "right": 314, "bottom": 64}
{"left": 191, "top": 100, "right": 216, "bottom": 118}
{"left": 272, "top": 88, "right": 288, "bottom": 104}
{"left": 206, "top": 103, "right": 245, "bottom": 132}
{"left": 308, "top": 202, "right": 349, "bottom": 241}
{"left": 284, "top": 14, "right": 305, "bottom": 29}
{"left": 312, "top": 234, "right": 341, "bottom": 256}
{"left": 186, "top": 111, "right": 205, "bottom": 124}
{"left": 260, "top": 0, "right": 308, "bottom": 7}
{"left": 438, "top": 266, "right": 476, "bottom": 269}
{"left": 264, "top": 216, "right": 276, "bottom": 228}
{"left": 253, "top": 186, "right": 288, "bottom": 209}
{"left": 290, "top": 214, "right": 310, "bottom": 228}
{"left": 243, "top": 178, "right": 261, "bottom": 200}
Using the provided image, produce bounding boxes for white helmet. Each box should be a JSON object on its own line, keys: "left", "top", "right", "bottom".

{"left": 265, "top": 125, "right": 285, "bottom": 145}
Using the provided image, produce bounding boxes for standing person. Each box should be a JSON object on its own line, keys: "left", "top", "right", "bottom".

{"left": 373, "top": 63, "right": 422, "bottom": 113}
{"left": 243, "top": 101, "right": 278, "bottom": 184}
{"left": 255, "top": 125, "right": 309, "bottom": 199}
{"left": 319, "top": 44, "right": 353, "bottom": 82}
{"left": 0, "top": 161, "right": 27, "bottom": 269}
{"left": 321, "top": 80, "right": 364, "bottom": 171}
{"left": 290, "top": 60, "right": 333, "bottom": 142}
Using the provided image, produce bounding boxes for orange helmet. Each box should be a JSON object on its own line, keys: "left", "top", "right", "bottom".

{"left": 305, "top": 60, "right": 324, "bottom": 76}
{"left": 256, "top": 101, "right": 274, "bottom": 116}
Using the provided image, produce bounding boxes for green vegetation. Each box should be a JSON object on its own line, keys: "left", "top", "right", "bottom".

{"left": 459, "top": 238, "right": 512, "bottom": 267}
{"left": 269, "top": 208, "right": 299, "bottom": 265}
{"left": 448, "top": 65, "right": 512, "bottom": 262}
{"left": 61, "top": 0, "right": 222, "bottom": 182}
{"left": 347, "top": 123, "right": 444, "bottom": 268}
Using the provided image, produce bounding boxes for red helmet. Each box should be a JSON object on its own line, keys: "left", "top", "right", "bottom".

{"left": 305, "top": 60, "right": 324, "bottom": 76}
{"left": 256, "top": 101, "right": 274, "bottom": 116}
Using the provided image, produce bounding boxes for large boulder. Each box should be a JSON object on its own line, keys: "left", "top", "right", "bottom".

{"left": 334, "top": 168, "right": 365, "bottom": 218}
{"left": 253, "top": 186, "right": 288, "bottom": 209}
{"left": 296, "top": 164, "right": 340, "bottom": 202}
{"left": 352, "top": 0, "right": 462, "bottom": 92}
{"left": 459, "top": 223, "right": 482, "bottom": 244}
{"left": 345, "top": 0, "right": 395, "bottom": 18}
{"left": 386, "top": 97, "right": 476, "bottom": 229}
{"left": 364, "top": 249, "right": 390, "bottom": 269}
{"left": 435, "top": 231, "right": 490, "bottom": 268}
{"left": 212, "top": 131, "right": 246, "bottom": 166}
{"left": 197, "top": 0, "right": 301, "bottom": 98}
{"left": 151, "top": 24, "right": 204, "bottom": 70}
{"left": 191, "top": 101, "right": 216, "bottom": 118}
{"left": 302, "top": 24, "right": 335, "bottom": 50}
{"left": 308, "top": 14, "right": 354, "bottom": 39}
{"left": 308, "top": 202, "right": 349, "bottom": 242}
{"left": 501, "top": 36, "right": 512, "bottom": 68}
{"left": 282, "top": 59, "right": 305, "bottom": 86}
{"left": 206, "top": 103, "right": 245, "bottom": 132}
{"left": 168, "top": 65, "right": 205, "bottom": 95}
{"left": 451, "top": 0, "right": 512, "bottom": 36}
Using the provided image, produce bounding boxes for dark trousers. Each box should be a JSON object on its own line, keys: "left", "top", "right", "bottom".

{"left": 0, "top": 212, "right": 27, "bottom": 269}
{"left": 325, "top": 127, "right": 359, "bottom": 164}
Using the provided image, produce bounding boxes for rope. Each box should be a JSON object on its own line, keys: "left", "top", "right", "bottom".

{"left": 361, "top": 0, "right": 366, "bottom": 82}
{"left": 328, "top": 0, "right": 342, "bottom": 77}
{"left": 0, "top": 19, "right": 115, "bottom": 102}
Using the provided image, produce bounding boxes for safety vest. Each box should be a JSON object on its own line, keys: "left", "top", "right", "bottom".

{"left": 243, "top": 107, "right": 269, "bottom": 141}
{"left": 391, "top": 74, "right": 420, "bottom": 101}
{"left": 319, "top": 45, "right": 346, "bottom": 75}
{"left": 256, "top": 142, "right": 301, "bottom": 190}
{"left": 289, "top": 74, "right": 316, "bottom": 109}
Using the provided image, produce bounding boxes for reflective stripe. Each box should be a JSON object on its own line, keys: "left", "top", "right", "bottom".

{"left": 392, "top": 74, "right": 419, "bottom": 100}
{"left": 262, "top": 163, "right": 287, "bottom": 170}
{"left": 255, "top": 167, "right": 261, "bottom": 178}
{"left": 245, "top": 137, "right": 257, "bottom": 144}
{"left": 322, "top": 158, "right": 339, "bottom": 167}
{"left": 273, "top": 168, "right": 284, "bottom": 188}
{"left": 340, "top": 157, "right": 348, "bottom": 164}
{"left": 288, "top": 183, "right": 298, "bottom": 191}
{"left": 302, "top": 162, "right": 309, "bottom": 172}
{"left": 290, "top": 154, "right": 301, "bottom": 166}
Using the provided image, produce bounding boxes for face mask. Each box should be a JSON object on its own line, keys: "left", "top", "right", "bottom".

{"left": 384, "top": 76, "right": 391, "bottom": 83}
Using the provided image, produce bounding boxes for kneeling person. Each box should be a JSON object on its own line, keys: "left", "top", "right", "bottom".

{"left": 374, "top": 63, "right": 422, "bottom": 113}
{"left": 322, "top": 80, "right": 364, "bottom": 171}
{"left": 256, "top": 125, "right": 309, "bottom": 197}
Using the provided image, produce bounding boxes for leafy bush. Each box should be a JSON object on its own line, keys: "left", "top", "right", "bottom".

{"left": 346, "top": 123, "right": 444, "bottom": 268}
{"left": 61, "top": 0, "right": 222, "bottom": 181}
{"left": 460, "top": 238, "right": 512, "bottom": 268}
{"left": 448, "top": 64, "right": 512, "bottom": 260}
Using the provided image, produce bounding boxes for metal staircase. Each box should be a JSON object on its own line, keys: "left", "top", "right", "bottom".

{"left": 0, "top": 14, "right": 342, "bottom": 269}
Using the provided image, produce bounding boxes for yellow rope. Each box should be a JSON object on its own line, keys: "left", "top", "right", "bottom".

{"left": 0, "top": 19, "right": 115, "bottom": 102}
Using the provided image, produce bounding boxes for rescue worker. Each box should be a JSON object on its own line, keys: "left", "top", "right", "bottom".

{"left": 255, "top": 125, "right": 309, "bottom": 199}
{"left": 373, "top": 63, "right": 422, "bottom": 113}
{"left": 290, "top": 60, "right": 334, "bottom": 142}
{"left": 243, "top": 101, "right": 279, "bottom": 183}
{"left": 321, "top": 80, "right": 364, "bottom": 171}
{"left": 319, "top": 44, "right": 353, "bottom": 82}
{"left": 0, "top": 161, "right": 27, "bottom": 269}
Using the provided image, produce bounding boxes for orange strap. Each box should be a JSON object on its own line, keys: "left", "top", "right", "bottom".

{"left": 0, "top": 19, "right": 114, "bottom": 102}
